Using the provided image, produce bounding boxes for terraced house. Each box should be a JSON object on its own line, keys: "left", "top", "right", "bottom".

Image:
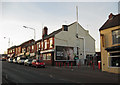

{"left": 7, "top": 22, "right": 95, "bottom": 66}
{"left": 99, "top": 13, "right": 120, "bottom": 74}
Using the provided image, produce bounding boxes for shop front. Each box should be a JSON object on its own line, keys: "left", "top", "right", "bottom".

{"left": 30, "top": 53, "right": 36, "bottom": 59}
{"left": 40, "top": 49, "right": 54, "bottom": 66}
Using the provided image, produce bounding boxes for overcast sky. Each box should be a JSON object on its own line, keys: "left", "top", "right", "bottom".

{"left": 0, "top": 0, "right": 119, "bottom": 54}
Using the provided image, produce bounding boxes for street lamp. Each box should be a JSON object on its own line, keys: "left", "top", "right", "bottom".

{"left": 23, "top": 26, "right": 36, "bottom": 40}
{"left": 23, "top": 26, "right": 36, "bottom": 55}
{"left": 4, "top": 37, "right": 10, "bottom": 48}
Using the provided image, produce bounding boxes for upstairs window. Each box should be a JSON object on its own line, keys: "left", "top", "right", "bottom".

{"left": 32, "top": 45, "right": 34, "bottom": 51}
{"left": 44, "top": 40, "right": 47, "bottom": 49}
{"left": 112, "top": 29, "right": 120, "bottom": 45}
{"left": 101, "top": 34, "right": 105, "bottom": 47}
{"left": 41, "top": 41, "right": 43, "bottom": 50}
{"left": 49, "top": 38, "right": 53, "bottom": 48}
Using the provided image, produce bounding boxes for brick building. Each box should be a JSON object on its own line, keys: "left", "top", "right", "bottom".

{"left": 99, "top": 13, "right": 120, "bottom": 74}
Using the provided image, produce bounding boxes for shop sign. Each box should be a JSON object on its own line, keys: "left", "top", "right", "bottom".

{"left": 56, "top": 46, "right": 75, "bottom": 61}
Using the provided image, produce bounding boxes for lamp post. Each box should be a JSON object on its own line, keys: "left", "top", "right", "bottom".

{"left": 23, "top": 26, "right": 36, "bottom": 58}
{"left": 4, "top": 37, "right": 10, "bottom": 48}
{"left": 23, "top": 26, "right": 36, "bottom": 41}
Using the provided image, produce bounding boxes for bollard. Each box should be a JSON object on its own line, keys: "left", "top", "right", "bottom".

{"left": 59, "top": 62, "right": 60, "bottom": 67}
{"left": 93, "top": 63, "right": 94, "bottom": 70}
{"left": 98, "top": 61, "right": 101, "bottom": 70}
{"left": 61, "top": 62, "right": 63, "bottom": 67}
{"left": 71, "top": 62, "right": 73, "bottom": 69}
{"left": 64, "top": 63, "right": 66, "bottom": 68}
{"left": 56, "top": 62, "right": 57, "bottom": 66}
{"left": 67, "top": 63, "right": 69, "bottom": 68}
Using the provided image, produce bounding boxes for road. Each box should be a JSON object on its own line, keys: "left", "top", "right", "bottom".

{"left": 2, "top": 61, "right": 120, "bottom": 84}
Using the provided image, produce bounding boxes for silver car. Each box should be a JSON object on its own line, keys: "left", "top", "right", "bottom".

{"left": 17, "top": 58, "right": 26, "bottom": 64}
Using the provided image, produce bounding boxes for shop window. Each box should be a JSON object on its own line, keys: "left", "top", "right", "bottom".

{"left": 47, "top": 53, "right": 51, "bottom": 60}
{"left": 112, "top": 29, "right": 120, "bottom": 45}
{"left": 43, "top": 54, "right": 46, "bottom": 60}
{"left": 109, "top": 52, "right": 120, "bottom": 67}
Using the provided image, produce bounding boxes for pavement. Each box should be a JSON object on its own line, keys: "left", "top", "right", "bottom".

{"left": 1, "top": 61, "right": 120, "bottom": 85}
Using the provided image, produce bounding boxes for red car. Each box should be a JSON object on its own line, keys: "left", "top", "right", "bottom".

{"left": 32, "top": 59, "right": 45, "bottom": 68}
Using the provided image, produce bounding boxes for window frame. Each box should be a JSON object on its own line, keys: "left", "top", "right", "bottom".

{"left": 112, "top": 29, "right": 120, "bottom": 45}
{"left": 108, "top": 52, "right": 120, "bottom": 68}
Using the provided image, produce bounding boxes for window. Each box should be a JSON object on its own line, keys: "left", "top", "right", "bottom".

{"left": 47, "top": 53, "right": 51, "bottom": 60}
{"left": 101, "top": 34, "right": 105, "bottom": 47}
{"left": 50, "top": 38, "right": 53, "bottom": 48}
{"left": 109, "top": 52, "right": 120, "bottom": 67}
{"left": 39, "top": 42, "right": 40, "bottom": 49}
{"left": 112, "top": 29, "right": 120, "bottom": 45}
{"left": 43, "top": 54, "right": 46, "bottom": 60}
{"left": 32, "top": 45, "right": 34, "bottom": 51}
{"left": 16, "top": 48, "right": 17, "bottom": 53}
{"left": 44, "top": 40, "right": 47, "bottom": 49}
{"left": 41, "top": 41, "right": 43, "bottom": 50}
{"left": 37, "top": 43, "right": 39, "bottom": 51}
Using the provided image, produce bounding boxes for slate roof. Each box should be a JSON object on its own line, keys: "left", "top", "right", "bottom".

{"left": 99, "top": 13, "right": 120, "bottom": 31}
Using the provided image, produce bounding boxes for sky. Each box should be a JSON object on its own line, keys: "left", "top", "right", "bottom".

{"left": 0, "top": 0, "right": 119, "bottom": 54}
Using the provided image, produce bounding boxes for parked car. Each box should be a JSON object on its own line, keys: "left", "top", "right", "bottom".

{"left": 32, "top": 59, "right": 45, "bottom": 68}
{"left": 8, "top": 58, "right": 13, "bottom": 63}
{"left": 1, "top": 57, "right": 7, "bottom": 61}
{"left": 24, "top": 59, "right": 32, "bottom": 66}
{"left": 13, "top": 58, "right": 17, "bottom": 63}
{"left": 17, "top": 57, "right": 26, "bottom": 64}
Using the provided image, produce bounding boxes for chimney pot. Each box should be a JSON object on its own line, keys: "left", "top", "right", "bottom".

{"left": 109, "top": 13, "right": 114, "bottom": 19}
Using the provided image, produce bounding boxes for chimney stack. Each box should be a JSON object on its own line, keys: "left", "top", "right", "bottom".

{"left": 42, "top": 26, "right": 48, "bottom": 38}
{"left": 109, "top": 13, "right": 114, "bottom": 19}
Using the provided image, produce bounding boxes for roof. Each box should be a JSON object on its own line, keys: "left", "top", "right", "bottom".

{"left": 22, "top": 42, "right": 34, "bottom": 47}
{"left": 8, "top": 45, "right": 17, "bottom": 49}
{"left": 105, "top": 45, "right": 120, "bottom": 52}
{"left": 21, "top": 39, "right": 35, "bottom": 46}
{"left": 99, "top": 13, "right": 120, "bottom": 31}
{"left": 43, "top": 28, "right": 62, "bottom": 39}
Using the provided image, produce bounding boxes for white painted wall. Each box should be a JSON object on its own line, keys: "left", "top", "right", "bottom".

{"left": 55, "top": 22, "right": 95, "bottom": 64}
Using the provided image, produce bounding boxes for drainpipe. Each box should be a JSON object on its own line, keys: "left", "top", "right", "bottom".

{"left": 77, "top": 36, "right": 85, "bottom": 64}
{"left": 76, "top": 6, "right": 85, "bottom": 64}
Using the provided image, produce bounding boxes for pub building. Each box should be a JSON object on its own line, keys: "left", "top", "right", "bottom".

{"left": 36, "top": 22, "right": 95, "bottom": 66}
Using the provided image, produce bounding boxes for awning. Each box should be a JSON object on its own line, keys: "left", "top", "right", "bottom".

{"left": 105, "top": 46, "right": 120, "bottom": 52}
